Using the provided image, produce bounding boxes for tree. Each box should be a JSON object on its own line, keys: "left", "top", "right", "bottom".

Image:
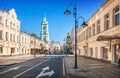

{"left": 30, "top": 33, "right": 37, "bottom": 37}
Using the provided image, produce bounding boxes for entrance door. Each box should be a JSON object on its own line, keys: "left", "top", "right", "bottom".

{"left": 103, "top": 47, "right": 108, "bottom": 59}
{"left": 11, "top": 48, "right": 15, "bottom": 55}
{"left": 114, "top": 45, "right": 119, "bottom": 63}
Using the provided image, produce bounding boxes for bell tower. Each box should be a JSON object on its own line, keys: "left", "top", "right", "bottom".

{"left": 40, "top": 14, "right": 49, "bottom": 43}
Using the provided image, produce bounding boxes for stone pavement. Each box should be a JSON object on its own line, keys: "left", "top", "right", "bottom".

{"left": 0, "top": 54, "right": 44, "bottom": 65}
{"left": 64, "top": 55, "right": 120, "bottom": 78}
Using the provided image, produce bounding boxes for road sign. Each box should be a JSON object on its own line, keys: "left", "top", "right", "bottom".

{"left": 66, "top": 42, "right": 72, "bottom": 44}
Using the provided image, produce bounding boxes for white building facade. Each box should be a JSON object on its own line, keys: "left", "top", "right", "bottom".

{"left": 0, "top": 8, "right": 44, "bottom": 56}
{"left": 0, "top": 9, "right": 20, "bottom": 55}
{"left": 77, "top": 0, "right": 120, "bottom": 64}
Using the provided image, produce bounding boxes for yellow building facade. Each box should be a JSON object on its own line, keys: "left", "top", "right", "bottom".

{"left": 77, "top": 0, "right": 120, "bottom": 64}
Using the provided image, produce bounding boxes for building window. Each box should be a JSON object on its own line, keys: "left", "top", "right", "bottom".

{"left": 89, "top": 27, "right": 91, "bottom": 37}
{"left": 22, "top": 37, "right": 24, "bottom": 43}
{"left": 31, "top": 40, "right": 33, "bottom": 44}
{"left": 0, "top": 16, "right": 2, "bottom": 23}
{"left": 17, "top": 25, "right": 19, "bottom": 30}
{"left": 10, "top": 33, "right": 12, "bottom": 41}
{"left": 10, "top": 22, "right": 12, "bottom": 28}
{"left": 13, "top": 23, "right": 15, "bottom": 29}
{"left": 25, "top": 38, "right": 27, "bottom": 43}
{"left": 17, "top": 48, "right": 19, "bottom": 53}
{"left": 114, "top": 6, "right": 120, "bottom": 25}
{"left": 22, "top": 49, "right": 24, "bottom": 53}
{"left": 104, "top": 14, "right": 109, "bottom": 30}
{"left": 0, "top": 47, "right": 3, "bottom": 54}
{"left": 27, "top": 38, "right": 28, "bottom": 43}
{"left": 103, "top": 47, "right": 108, "bottom": 59}
{"left": 6, "top": 32, "right": 8, "bottom": 41}
{"left": 17, "top": 36, "right": 19, "bottom": 42}
{"left": 86, "top": 29, "right": 88, "bottom": 40}
{"left": 92, "top": 24, "right": 95, "bottom": 36}
{"left": 97, "top": 20, "right": 100, "bottom": 34}
{"left": 5, "top": 19, "right": 7, "bottom": 26}
{"left": 13, "top": 34, "right": 15, "bottom": 42}
{"left": 0, "top": 30, "right": 2, "bottom": 39}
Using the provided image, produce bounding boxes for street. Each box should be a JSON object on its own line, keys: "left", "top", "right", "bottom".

{"left": 0, "top": 52, "right": 120, "bottom": 78}
{"left": 1, "top": 0, "right": 120, "bottom": 78}
{"left": 0, "top": 52, "right": 66, "bottom": 78}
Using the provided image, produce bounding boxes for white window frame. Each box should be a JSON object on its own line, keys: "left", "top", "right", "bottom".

{"left": 105, "top": 14, "right": 110, "bottom": 30}
{"left": 0, "top": 47, "right": 3, "bottom": 54}
{"left": 0, "top": 30, "right": 2, "bottom": 39}
{"left": 114, "top": 6, "right": 120, "bottom": 25}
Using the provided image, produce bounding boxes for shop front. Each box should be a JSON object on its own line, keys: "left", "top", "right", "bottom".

{"left": 97, "top": 35, "right": 120, "bottom": 65}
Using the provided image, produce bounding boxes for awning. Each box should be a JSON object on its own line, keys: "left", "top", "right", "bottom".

{"left": 97, "top": 35, "right": 120, "bottom": 41}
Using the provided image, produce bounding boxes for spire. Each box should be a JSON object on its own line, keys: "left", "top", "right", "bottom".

{"left": 43, "top": 12, "right": 46, "bottom": 21}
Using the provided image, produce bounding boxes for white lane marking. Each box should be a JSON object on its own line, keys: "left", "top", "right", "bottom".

{"left": 36, "top": 66, "right": 55, "bottom": 78}
{"left": 13, "top": 58, "right": 51, "bottom": 78}
{"left": 0, "top": 66, "right": 21, "bottom": 75}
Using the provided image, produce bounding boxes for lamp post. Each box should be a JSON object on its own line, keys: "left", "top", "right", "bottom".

{"left": 77, "top": 16, "right": 88, "bottom": 56}
{"left": 64, "top": 3, "right": 77, "bottom": 68}
{"left": 64, "top": 3, "right": 87, "bottom": 68}
{"left": 77, "top": 16, "right": 88, "bottom": 28}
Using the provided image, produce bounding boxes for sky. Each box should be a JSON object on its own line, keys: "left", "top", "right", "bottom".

{"left": 0, "top": 0, "right": 105, "bottom": 43}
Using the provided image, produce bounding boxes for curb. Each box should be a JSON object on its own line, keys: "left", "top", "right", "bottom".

{"left": 64, "top": 57, "right": 69, "bottom": 78}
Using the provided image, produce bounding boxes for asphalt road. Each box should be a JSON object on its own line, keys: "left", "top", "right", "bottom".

{"left": 0, "top": 52, "right": 66, "bottom": 78}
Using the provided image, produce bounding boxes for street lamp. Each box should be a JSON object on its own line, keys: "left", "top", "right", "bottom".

{"left": 64, "top": 3, "right": 77, "bottom": 68}
{"left": 77, "top": 16, "right": 88, "bottom": 56}
{"left": 77, "top": 16, "right": 88, "bottom": 28}
{"left": 64, "top": 4, "right": 87, "bottom": 69}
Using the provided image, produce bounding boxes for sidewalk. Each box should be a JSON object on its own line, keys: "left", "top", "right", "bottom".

{"left": 65, "top": 55, "right": 120, "bottom": 78}
{"left": 0, "top": 54, "right": 44, "bottom": 65}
